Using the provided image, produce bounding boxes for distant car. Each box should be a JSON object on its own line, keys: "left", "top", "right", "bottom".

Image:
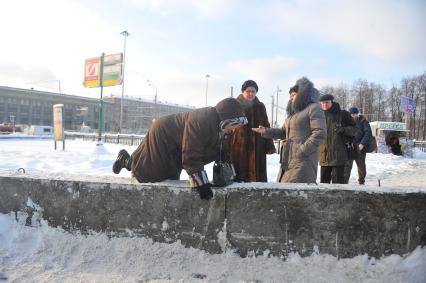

{"left": 27, "top": 125, "right": 53, "bottom": 135}
{"left": 0, "top": 123, "right": 22, "bottom": 133}
{"left": 80, "top": 125, "right": 92, "bottom": 133}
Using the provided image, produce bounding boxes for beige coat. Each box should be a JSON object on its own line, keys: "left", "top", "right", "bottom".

{"left": 264, "top": 103, "right": 326, "bottom": 183}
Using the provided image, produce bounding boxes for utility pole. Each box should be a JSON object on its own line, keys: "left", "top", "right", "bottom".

{"left": 231, "top": 86, "right": 234, "bottom": 98}
{"left": 119, "top": 30, "right": 130, "bottom": 133}
{"left": 271, "top": 95, "right": 274, "bottom": 126}
{"left": 147, "top": 80, "right": 158, "bottom": 119}
{"left": 275, "top": 86, "right": 282, "bottom": 127}
{"left": 205, "top": 74, "right": 210, "bottom": 106}
{"left": 97, "top": 53, "right": 105, "bottom": 144}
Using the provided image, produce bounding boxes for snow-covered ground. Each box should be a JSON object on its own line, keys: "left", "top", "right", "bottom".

{"left": 0, "top": 137, "right": 426, "bottom": 282}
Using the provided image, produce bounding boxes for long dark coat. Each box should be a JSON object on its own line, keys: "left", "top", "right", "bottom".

{"left": 228, "top": 95, "right": 275, "bottom": 182}
{"left": 319, "top": 102, "right": 357, "bottom": 166}
{"left": 130, "top": 104, "right": 242, "bottom": 183}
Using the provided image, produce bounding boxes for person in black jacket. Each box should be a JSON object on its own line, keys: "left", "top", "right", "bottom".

{"left": 319, "top": 94, "right": 357, "bottom": 184}
{"left": 344, "top": 107, "right": 372, "bottom": 184}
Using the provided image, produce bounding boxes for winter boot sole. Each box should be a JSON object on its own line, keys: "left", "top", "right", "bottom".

{"left": 112, "top": 149, "right": 130, "bottom": 174}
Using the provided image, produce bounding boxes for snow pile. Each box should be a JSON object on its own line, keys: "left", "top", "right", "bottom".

{"left": 1, "top": 138, "right": 426, "bottom": 282}
{"left": 0, "top": 138, "right": 425, "bottom": 189}
{"left": 1, "top": 212, "right": 425, "bottom": 283}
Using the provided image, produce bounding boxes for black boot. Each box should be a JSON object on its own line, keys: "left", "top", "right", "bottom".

{"left": 112, "top": 149, "right": 131, "bottom": 174}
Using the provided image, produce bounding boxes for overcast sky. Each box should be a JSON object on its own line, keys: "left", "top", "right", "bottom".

{"left": 1, "top": 0, "right": 425, "bottom": 119}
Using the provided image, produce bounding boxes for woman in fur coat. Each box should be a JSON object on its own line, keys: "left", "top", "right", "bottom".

{"left": 228, "top": 80, "right": 276, "bottom": 182}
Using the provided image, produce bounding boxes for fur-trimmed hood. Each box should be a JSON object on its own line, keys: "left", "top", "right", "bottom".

{"left": 359, "top": 114, "right": 367, "bottom": 122}
{"left": 286, "top": 77, "right": 320, "bottom": 116}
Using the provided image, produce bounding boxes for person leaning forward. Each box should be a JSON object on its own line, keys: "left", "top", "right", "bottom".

{"left": 252, "top": 77, "right": 326, "bottom": 183}
{"left": 112, "top": 98, "right": 248, "bottom": 200}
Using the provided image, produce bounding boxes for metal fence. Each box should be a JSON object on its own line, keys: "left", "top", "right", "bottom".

{"left": 65, "top": 132, "right": 283, "bottom": 152}
{"left": 414, "top": 141, "right": 426, "bottom": 152}
{"left": 65, "top": 132, "right": 145, "bottom": 146}
{"left": 64, "top": 132, "right": 426, "bottom": 154}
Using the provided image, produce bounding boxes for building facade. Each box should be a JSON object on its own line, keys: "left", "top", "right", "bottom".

{"left": 0, "top": 86, "right": 193, "bottom": 134}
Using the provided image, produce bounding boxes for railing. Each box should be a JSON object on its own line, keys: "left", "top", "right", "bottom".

{"left": 274, "top": 140, "right": 282, "bottom": 154}
{"left": 65, "top": 132, "right": 145, "bottom": 146}
{"left": 414, "top": 141, "right": 426, "bottom": 152}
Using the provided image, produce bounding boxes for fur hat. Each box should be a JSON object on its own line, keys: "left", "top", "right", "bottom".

{"left": 348, "top": 107, "right": 359, "bottom": 114}
{"left": 319, "top": 94, "right": 334, "bottom": 102}
{"left": 241, "top": 80, "right": 259, "bottom": 92}
{"left": 215, "top": 98, "right": 245, "bottom": 121}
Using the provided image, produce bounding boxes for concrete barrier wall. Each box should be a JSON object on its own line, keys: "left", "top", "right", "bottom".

{"left": 0, "top": 175, "right": 425, "bottom": 259}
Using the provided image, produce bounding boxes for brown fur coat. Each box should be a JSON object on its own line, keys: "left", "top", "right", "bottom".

{"left": 228, "top": 95, "right": 275, "bottom": 182}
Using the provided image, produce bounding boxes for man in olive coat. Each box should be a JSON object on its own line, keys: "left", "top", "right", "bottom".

{"left": 112, "top": 98, "right": 247, "bottom": 200}
{"left": 228, "top": 80, "right": 276, "bottom": 182}
{"left": 252, "top": 77, "right": 326, "bottom": 183}
{"left": 319, "top": 95, "right": 357, "bottom": 184}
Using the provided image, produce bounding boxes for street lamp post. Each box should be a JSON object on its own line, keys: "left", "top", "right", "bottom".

{"left": 10, "top": 115, "right": 15, "bottom": 133}
{"left": 119, "top": 30, "right": 130, "bottom": 133}
{"left": 147, "top": 79, "right": 158, "bottom": 119}
{"left": 205, "top": 74, "right": 210, "bottom": 107}
{"left": 275, "top": 86, "right": 282, "bottom": 127}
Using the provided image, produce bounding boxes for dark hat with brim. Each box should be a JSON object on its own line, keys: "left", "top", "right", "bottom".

{"left": 319, "top": 94, "right": 334, "bottom": 102}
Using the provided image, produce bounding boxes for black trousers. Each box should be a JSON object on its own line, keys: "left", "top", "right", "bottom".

{"left": 321, "top": 165, "right": 345, "bottom": 184}
{"left": 344, "top": 151, "right": 367, "bottom": 184}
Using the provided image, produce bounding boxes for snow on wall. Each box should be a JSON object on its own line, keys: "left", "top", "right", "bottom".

{"left": 1, "top": 174, "right": 425, "bottom": 260}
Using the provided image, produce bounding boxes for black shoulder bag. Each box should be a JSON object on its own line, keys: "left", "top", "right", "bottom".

{"left": 339, "top": 112, "right": 359, "bottom": 160}
{"left": 213, "top": 133, "right": 236, "bottom": 187}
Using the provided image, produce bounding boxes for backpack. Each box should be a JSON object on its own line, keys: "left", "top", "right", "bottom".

{"left": 367, "top": 136, "right": 377, "bottom": 153}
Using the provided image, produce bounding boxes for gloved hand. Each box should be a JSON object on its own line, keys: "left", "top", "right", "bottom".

{"left": 196, "top": 183, "right": 213, "bottom": 200}
{"left": 335, "top": 126, "right": 345, "bottom": 134}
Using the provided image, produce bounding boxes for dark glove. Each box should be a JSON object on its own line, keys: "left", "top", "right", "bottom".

{"left": 196, "top": 183, "right": 213, "bottom": 200}
{"left": 335, "top": 126, "right": 345, "bottom": 134}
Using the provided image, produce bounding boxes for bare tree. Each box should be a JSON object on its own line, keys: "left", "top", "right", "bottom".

{"left": 334, "top": 82, "right": 350, "bottom": 110}
{"left": 320, "top": 85, "right": 335, "bottom": 96}
{"left": 387, "top": 86, "right": 402, "bottom": 122}
{"left": 320, "top": 71, "right": 426, "bottom": 140}
{"left": 320, "top": 83, "right": 350, "bottom": 110}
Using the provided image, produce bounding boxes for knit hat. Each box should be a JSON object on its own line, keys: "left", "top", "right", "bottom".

{"left": 348, "top": 107, "right": 359, "bottom": 114}
{"left": 241, "top": 80, "right": 259, "bottom": 92}
{"left": 215, "top": 98, "right": 245, "bottom": 121}
{"left": 319, "top": 94, "right": 334, "bottom": 102}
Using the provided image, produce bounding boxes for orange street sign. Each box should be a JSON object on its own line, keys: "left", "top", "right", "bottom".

{"left": 83, "top": 57, "right": 101, "bottom": 88}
